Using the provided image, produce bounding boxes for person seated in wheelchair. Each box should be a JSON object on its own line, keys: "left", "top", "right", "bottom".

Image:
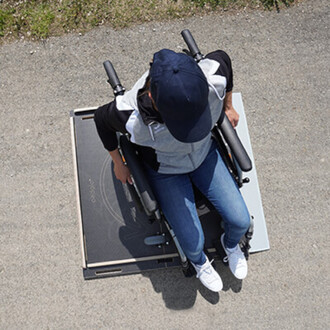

{"left": 94, "top": 48, "right": 250, "bottom": 292}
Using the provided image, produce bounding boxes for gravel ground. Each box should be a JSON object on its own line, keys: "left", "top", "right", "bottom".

{"left": 0, "top": 0, "right": 329, "bottom": 328}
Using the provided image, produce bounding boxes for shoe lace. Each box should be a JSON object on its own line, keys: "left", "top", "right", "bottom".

{"left": 195, "top": 259, "right": 215, "bottom": 279}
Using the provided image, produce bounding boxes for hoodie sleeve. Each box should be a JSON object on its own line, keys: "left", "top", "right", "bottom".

{"left": 205, "top": 50, "right": 233, "bottom": 92}
{"left": 94, "top": 100, "right": 133, "bottom": 151}
{"left": 94, "top": 71, "right": 149, "bottom": 152}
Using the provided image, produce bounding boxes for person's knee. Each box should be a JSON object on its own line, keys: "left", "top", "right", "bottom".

{"left": 227, "top": 206, "right": 250, "bottom": 232}
{"left": 236, "top": 209, "right": 251, "bottom": 232}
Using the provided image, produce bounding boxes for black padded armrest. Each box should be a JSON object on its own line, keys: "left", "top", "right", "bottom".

{"left": 218, "top": 115, "right": 252, "bottom": 172}
{"left": 119, "top": 135, "right": 159, "bottom": 216}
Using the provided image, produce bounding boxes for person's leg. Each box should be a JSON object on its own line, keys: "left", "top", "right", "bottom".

{"left": 190, "top": 142, "right": 250, "bottom": 248}
{"left": 190, "top": 142, "right": 250, "bottom": 279}
{"left": 144, "top": 166, "right": 206, "bottom": 265}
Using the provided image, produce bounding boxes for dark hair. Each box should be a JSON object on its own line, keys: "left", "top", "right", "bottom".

{"left": 137, "top": 74, "right": 151, "bottom": 98}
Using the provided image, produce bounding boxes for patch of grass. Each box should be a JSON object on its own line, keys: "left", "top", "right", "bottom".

{"left": 109, "top": 0, "right": 192, "bottom": 28}
{"left": 0, "top": 7, "right": 15, "bottom": 37}
{"left": 0, "top": 0, "right": 299, "bottom": 43}
{"left": 0, "top": 1, "right": 56, "bottom": 39}
{"left": 191, "top": 0, "right": 239, "bottom": 9}
{"left": 260, "top": 0, "right": 294, "bottom": 11}
{"left": 59, "top": 0, "right": 106, "bottom": 30}
{"left": 24, "top": 4, "right": 55, "bottom": 38}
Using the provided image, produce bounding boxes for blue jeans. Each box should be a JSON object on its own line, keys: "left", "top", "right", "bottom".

{"left": 144, "top": 142, "right": 250, "bottom": 265}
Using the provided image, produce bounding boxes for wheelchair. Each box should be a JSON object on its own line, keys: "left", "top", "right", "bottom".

{"left": 102, "top": 30, "right": 255, "bottom": 277}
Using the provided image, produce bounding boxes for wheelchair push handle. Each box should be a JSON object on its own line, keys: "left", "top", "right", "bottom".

{"left": 219, "top": 115, "right": 252, "bottom": 172}
{"left": 103, "top": 60, "right": 125, "bottom": 96}
{"left": 181, "top": 29, "right": 204, "bottom": 62}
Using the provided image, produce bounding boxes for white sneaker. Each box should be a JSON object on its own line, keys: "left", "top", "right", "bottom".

{"left": 221, "top": 233, "right": 248, "bottom": 280}
{"left": 191, "top": 256, "right": 223, "bottom": 292}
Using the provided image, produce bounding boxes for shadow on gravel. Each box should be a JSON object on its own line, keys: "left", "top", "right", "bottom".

{"left": 139, "top": 262, "right": 243, "bottom": 309}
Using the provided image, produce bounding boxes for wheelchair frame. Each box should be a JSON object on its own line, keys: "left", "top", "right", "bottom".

{"left": 103, "top": 30, "right": 255, "bottom": 276}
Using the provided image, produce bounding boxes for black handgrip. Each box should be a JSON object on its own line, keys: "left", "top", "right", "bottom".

{"left": 103, "top": 60, "right": 125, "bottom": 96}
{"left": 181, "top": 29, "right": 203, "bottom": 62}
{"left": 119, "top": 135, "right": 159, "bottom": 216}
{"left": 219, "top": 115, "right": 252, "bottom": 172}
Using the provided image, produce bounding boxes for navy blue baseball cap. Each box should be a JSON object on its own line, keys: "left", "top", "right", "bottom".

{"left": 150, "top": 49, "right": 212, "bottom": 143}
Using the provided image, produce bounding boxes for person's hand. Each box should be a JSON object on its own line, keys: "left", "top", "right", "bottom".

{"left": 223, "top": 91, "right": 239, "bottom": 128}
{"left": 109, "top": 148, "right": 133, "bottom": 185}
{"left": 225, "top": 105, "right": 239, "bottom": 128}
{"left": 114, "top": 161, "right": 133, "bottom": 185}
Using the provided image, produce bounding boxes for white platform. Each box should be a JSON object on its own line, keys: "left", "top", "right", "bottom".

{"left": 233, "top": 93, "right": 269, "bottom": 252}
